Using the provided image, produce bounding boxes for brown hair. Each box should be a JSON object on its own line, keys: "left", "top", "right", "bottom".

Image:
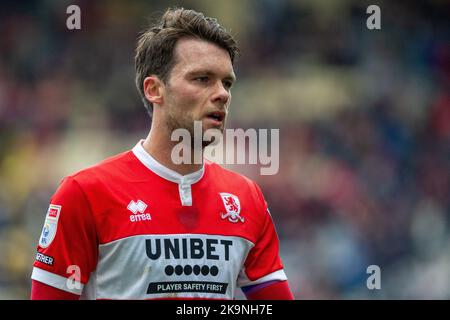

{"left": 135, "top": 7, "right": 239, "bottom": 113}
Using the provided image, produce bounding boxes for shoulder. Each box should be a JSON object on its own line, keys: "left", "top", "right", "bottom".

{"left": 61, "top": 150, "right": 135, "bottom": 190}
{"left": 205, "top": 160, "right": 255, "bottom": 185}
{"left": 205, "top": 161, "right": 267, "bottom": 207}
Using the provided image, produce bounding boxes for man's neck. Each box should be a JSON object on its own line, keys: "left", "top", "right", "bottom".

{"left": 142, "top": 127, "right": 203, "bottom": 176}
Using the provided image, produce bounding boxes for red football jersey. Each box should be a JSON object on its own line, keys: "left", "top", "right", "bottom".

{"left": 31, "top": 141, "right": 287, "bottom": 299}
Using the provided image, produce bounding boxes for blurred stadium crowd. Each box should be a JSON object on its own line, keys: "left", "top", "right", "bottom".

{"left": 0, "top": 0, "right": 449, "bottom": 299}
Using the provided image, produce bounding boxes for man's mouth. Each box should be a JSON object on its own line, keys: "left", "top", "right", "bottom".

{"left": 206, "top": 111, "right": 225, "bottom": 122}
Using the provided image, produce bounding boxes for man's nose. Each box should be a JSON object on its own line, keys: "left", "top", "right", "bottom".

{"left": 212, "top": 82, "right": 230, "bottom": 105}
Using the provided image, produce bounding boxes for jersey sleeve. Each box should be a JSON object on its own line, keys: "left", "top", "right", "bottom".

{"left": 243, "top": 280, "right": 294, "bottom": 300}
{"left": 31, "top": 176, "right": 98, "bottom": 295}
{"left": 237, "top": 182, "right": 288, "bottom": 288}
{"left": 31, "top": 279, "right": 80, "bottom": 300}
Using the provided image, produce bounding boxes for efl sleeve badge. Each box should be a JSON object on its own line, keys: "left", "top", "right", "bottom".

{"left": 38, "top": 204, "right": 61, "bottom": 248}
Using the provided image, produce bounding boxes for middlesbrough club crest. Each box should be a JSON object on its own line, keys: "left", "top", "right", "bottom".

{"left": 219, "top": 193, "right": 244, "bottom": 223}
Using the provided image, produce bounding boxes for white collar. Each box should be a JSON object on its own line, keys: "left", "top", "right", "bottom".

{"left": 132, "top": 140, "right": 205, "bottom": 186}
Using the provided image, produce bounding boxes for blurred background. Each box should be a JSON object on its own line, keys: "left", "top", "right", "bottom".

{"left": 0, "top": 0, "right": 449, "bottom": 299}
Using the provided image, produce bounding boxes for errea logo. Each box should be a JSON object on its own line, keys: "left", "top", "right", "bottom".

{"left": 127, "top": 200, "right": 152, "bottom": 222}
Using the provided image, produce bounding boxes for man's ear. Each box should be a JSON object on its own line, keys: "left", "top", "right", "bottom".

{"left": 143, "top": 75, "right": 164, "bottom": 106}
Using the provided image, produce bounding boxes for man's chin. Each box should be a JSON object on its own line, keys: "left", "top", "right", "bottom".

{"left": 204, "top": 124, "right": 224, "bottom": 132}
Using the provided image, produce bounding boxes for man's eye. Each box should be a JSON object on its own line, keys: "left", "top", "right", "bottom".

{"left": 195, "top": 76, "right": 209, "bottom": 83}
{"left": 223, "top": 81, "right": 233, "bottom": 89}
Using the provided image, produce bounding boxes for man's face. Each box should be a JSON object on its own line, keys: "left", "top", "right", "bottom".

{"left": 162, "top": 38, "right": 236, "bottom": 141}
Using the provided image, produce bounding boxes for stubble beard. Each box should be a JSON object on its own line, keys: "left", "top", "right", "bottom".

{"left": 165, "top": 110, "right": 225, "bottom": 149}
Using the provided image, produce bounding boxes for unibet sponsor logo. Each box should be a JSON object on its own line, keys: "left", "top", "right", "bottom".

{"left": 145, "top": 237, "right": 232, "bottom": 261}
{"left": 145, "top": 237, "right": 235, "bottom": 296}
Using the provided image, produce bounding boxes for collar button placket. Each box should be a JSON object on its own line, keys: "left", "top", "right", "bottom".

{"left": 179, "top": 179, "right": 192, "bottom": 206}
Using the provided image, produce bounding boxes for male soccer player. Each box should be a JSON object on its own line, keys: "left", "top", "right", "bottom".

{"left": 31, "top": 7, "right": 294, "bottom": 300}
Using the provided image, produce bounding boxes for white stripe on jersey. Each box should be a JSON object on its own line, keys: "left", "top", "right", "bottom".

{"left": 33, "top": 233, "right": 288, "bottom": 299}
{"left": 238, "top": 268, "right": 288, "bottom": 287}
{"left": 31, "top": 267, "right": 84, "bottom": 295}
{"left": 85, "top": 234, "right": 254, "bottom": 299}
